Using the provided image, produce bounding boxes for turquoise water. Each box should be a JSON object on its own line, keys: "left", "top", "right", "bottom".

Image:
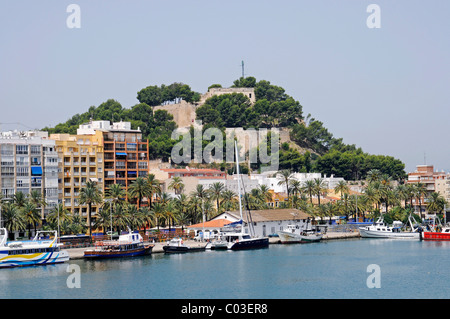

{"left": 2, "top": 238, "right": 450, "bottom": 299}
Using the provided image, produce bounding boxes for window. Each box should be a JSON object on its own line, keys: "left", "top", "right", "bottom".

{"left": 16, "top": 145, "right": 28, "bottom": 154}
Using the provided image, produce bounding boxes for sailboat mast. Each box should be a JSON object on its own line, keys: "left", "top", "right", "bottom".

{"left": 235, "top": 141, "right": 244, "bottom": 234}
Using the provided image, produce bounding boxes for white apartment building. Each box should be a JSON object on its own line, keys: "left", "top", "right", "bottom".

{"left": 0, "top": 130, "right": 59, "bottom": 219}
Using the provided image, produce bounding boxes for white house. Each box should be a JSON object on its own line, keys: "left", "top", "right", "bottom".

{"left": 212, "top": 208, "right": 314, "bottom": 238}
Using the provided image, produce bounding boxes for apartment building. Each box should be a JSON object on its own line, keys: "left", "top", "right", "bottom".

{"left": 0, "top": 130, "right": 59, "bottom": 219}
{"left": 407, "top": 165, "right": 446, "bottom": 215}
{"left": 50, "top": 131, "right": 104, "bottom": 218}
{"left": 83, "top": 121, "right": 150, "bottom": 198}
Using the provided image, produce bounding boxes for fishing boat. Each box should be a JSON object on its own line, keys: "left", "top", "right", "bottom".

{"left": 358, "top": 214, "right": 421, "bottom": 239}
{"left": 84, "top": 230, "right": 153, "bottom": 259}
{"left": 421, "top": 226, "right": 450, "bottom": 240}
{"left": 163, "top": 238, "right": 206, "bottom": 253}
{"left": 224, "top": 141, "right": 269, "bottom": 251}
{"left": 420, "top": 216, "right": 450, "bottom": 240}
{"left": 277, "top": 223, "right": 327, "bottom": 244}
{"left": 0, "top": 228, "right": 69, "bottom": 268}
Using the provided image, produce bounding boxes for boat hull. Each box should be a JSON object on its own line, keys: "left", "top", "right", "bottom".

{"left": 84, "top": 245, "right": 153, "bottom": 259}
{"left": 0, "top": 250, "right": 69, "bottom": 268}
{"left": 277, "top": 231, "right": 322, "bottom": 244}
{"left": 228, "top": 237, "right": 269, "bottom": 250}
{"left": 359, "top": 228, "right": 420, "bottom": 239}
{"left": 163, "top": 246, "right": 205, "bottom": 253}
{"left": 421, "top": 232, "right": 450, "bottom": 241}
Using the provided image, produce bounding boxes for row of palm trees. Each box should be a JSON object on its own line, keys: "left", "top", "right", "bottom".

{"left": 278, "top": 168, "right": 448, "bottom": 222}
{"left": 0, "top": 174, "right": 241, "bottom": 237}
{"left": 1, "top": 169, "right": 447, "bottom": 237}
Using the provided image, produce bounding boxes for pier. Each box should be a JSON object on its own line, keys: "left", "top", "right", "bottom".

{"left": 66, "top": 231, "right": 361, "bottom": 260}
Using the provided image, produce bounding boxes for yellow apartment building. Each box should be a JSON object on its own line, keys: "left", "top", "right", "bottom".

{"left": 50, "top": 131, "right": 104, "bottom": 219}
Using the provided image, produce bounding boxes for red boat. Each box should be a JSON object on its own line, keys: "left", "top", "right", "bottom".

{"left": 421, "top": 227, "right": 450, "bottom": 241}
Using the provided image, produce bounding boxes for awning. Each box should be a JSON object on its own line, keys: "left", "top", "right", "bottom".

{"left": 31, "top": 166, "right": 42, "bottom": 175}
{"left": 116, "top": 152, "right": 127, "bottom": 156}
{"left": 127, "top": 171, "right": 137, "bottom": 175}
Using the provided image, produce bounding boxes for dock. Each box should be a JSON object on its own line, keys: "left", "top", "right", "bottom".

{"left": 66, "top": 231, "right": 361, "bottom": 260}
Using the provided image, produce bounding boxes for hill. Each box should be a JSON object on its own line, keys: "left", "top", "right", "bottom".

{"left": 42, "top": 77, "right": 407, "bottom": 181}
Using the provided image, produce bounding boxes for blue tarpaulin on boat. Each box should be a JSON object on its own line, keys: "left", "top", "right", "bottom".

{"left": 31, "top": 166, "right": 42, "bottom": 175}
{"left": 226, "top": 220, "right": 243, "bottom": 227}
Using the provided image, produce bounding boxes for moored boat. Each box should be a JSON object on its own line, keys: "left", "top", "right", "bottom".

{"left": 205, "top": 235, "right": 228, "bottom": 250}
{"left": 421, "top": 227, "right": 450, "bottom": 241}
{"left": 163, "top": 238, "right": 206, "bottom": 253}
{"left": 358, "top": 214, "right": 421, "bottom": 239}
{"left": 84, "top": 230, "right": 153, "bottom": 259}
{"left": 0, "top": 228, "right": 69, "bottom": 268}
{"left": 277, "top": 224, "right": 326, "bottom": 244}
{"left": 223, "top": 141, "right": 269, "bottom": 251}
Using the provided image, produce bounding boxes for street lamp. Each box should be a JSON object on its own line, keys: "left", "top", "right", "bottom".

{"left": 104, "top": 199, "right": 113, "bottom": 240}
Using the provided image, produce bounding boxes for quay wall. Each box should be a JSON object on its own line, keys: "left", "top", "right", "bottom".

{"left": 66, "top": 231, "right": 361, "bottom": 260}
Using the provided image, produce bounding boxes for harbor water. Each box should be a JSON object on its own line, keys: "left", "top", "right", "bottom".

{"left": 2, "top": 238, "right": 450, "bottom": 299}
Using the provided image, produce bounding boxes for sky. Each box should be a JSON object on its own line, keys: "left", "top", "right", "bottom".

{"left": 0, "top": 1, "right": 449, "bottom": 174}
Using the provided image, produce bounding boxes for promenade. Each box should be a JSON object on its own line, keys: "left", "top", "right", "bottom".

{"left": 66, "top": 231, "right": 361, "bottom": 260}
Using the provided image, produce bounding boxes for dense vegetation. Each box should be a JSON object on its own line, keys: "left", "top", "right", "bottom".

{"left": 42, "top": 77, "right": 406, "bottom": 180}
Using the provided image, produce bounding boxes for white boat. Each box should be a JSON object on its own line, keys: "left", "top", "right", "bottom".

{"left": 0, "top": 228, "right": 69, "bottom": 268}
{"left": 277, "top": 223, "right": 326, "bottom": 244}
{"left": 224, "top": 141, "right": 269, "bottom": 251}
{"left": 163, "top": 238, "right": 206, "bottom": 253}
{"left": 205, "top": 235, "right": 228, "bottom": 250}
{"left": 358, "top": 214, "right": 421, "bottom": 239}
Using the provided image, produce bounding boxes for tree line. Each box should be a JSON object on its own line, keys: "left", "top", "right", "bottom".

{"left": 42, "top": 77, "right": 407, "bottom": 180}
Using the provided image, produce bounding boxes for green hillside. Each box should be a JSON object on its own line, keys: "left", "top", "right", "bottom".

{"left": 42, "top": 77, "right": 406, "bottom": 181}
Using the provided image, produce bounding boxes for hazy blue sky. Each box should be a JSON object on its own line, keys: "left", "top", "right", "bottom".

{"left": 0, "top": 1, "right": 449, "bottom": 174}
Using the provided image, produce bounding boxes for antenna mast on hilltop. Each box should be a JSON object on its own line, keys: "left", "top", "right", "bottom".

{"left": 241, "top": 60, "right": 245, "bottom": 78}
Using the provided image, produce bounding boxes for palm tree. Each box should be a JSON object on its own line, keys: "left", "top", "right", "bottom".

{"left": 395, "top": 184, "right": 409, "bottom": 208}
{"left": 168, "top": 177, "right": 185, "bottom": 195}
{"left": 2, "top": 202, "right": 26, "bottom": 234}
{"left": 258, "top": 184, "right": 273, "bottom": 205}
{"left": 209, "top": 182, "right": 225, "bottom": 212}
{"left": 113, "top": 204, "right": 131, "bottom": 235}
{"left": 302, "top": 180, "right": 316, "bottom": 204}
{"left": 28, "top": 189, "right": 47, "bottom": 218}
{"left": 13, "top": 191, "right": 26, "bottom": 209}
{"left": 366, "top": 169, "right": 382, "bottom": 183}
{"left": 151, "top": 202, "right": 166, "bottom": 231}
{"left": 105, "top": 183, "right": 126, "bottom": 210}
{"left": 289, "top": 180, "right": 302, "bottom": 198}
{"left": 93, "top": 207, "right": 112, "bottom": 235}
{"left": 191, "top": 184, "right": 209, "bottom": 224}
{"left": 146, "top": 174, "right": 162, "bottom": 208}
{"left": 188, "top": 195, "right": 203, "bottom": 224}
{"left": 413, "top": 182, "right": 427, "bottom": 217}
{"left": 220, "top": 190, "right": 237, "bottom": 212}
{"left": 139, "top": 206, "right": 156, "bottom": 235}
{"left": 427, "top": 192, "right": 447, "bottom": 215}
{"left": 79, "top": 181, "right": 103, "bottom": 236}
{"left": 126, "top": 204, "right": 142, "bottom": 231}
{"left": 313, "top": 178, "right": 327, "bottom": 206}
{"left": 334, "top": 180, "right": 349, "bottom": 199}
{"left": 128, "top": 177, "right": 149, "bottom": 208}
{"left": 47, "top": 203, "right": 72, "bottom": 235}
{"left": 277, "top": 170, "right": 293, "bottom": 201}
{"left": 21, "top": 202, "right": 40, "bottom": 238}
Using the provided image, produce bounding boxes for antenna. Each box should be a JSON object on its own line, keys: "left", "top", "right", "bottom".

{"left": 241, "top": 60, "right": 245, "bottom": 78}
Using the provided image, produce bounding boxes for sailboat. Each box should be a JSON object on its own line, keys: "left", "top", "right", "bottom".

{"left": 223, "top": 141, "right": 269, "bottom": 250}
